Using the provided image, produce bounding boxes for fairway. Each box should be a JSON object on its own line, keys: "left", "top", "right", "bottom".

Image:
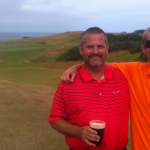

{"left": 0, "top": 32, "right": 133, "bottom": 150}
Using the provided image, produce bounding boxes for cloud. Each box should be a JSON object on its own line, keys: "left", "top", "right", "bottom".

{"left": 0, "top": 0, "right": 150, "bottom": 32}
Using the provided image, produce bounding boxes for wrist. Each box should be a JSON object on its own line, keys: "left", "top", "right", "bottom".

{"left": 75, "top": 126, "right": 83, "bottom": 138}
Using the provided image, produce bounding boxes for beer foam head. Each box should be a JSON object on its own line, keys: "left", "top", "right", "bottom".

{"left": 90, "top": 120, "right": 106, "bottom": 129}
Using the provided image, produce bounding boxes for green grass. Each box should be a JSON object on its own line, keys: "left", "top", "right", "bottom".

{"left": 106, "top": 50, "right": 141, "bottom": 62}
{"left": 0, "top": 60, "right": 84, "bottom": 88}
{"left": 0, "top": 67, "right": 63, "bottom": 88}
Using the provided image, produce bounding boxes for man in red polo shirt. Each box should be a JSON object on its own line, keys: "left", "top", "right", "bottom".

{"left": 48, "top": 27, "right": 130, "bottom": 150}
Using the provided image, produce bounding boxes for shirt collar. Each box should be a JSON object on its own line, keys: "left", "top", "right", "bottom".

{"left": 79, "top": 63, "right": 114, "bottom": 83}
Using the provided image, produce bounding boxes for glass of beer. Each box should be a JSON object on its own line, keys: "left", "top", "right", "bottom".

{"left": 89, "top": 120, "right": 106, "bottom": 147}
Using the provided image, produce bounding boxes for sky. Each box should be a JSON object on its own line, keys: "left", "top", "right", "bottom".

{"left": 0, "top": 0, "right": 150, "bottom": 33}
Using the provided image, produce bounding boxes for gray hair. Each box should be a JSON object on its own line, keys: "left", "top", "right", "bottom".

{"left": 142, "top": 27, "right": 150, "bottom": 43}
{"left": 80, "top": 27, "right": 108, "bottom": 47}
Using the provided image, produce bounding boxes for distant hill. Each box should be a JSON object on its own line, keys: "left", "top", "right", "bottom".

{"left": 133, "top": 29, "right": 145, "bottom": 34}
{"left": 0, "top": 31, "right": 148, "bottom": 64}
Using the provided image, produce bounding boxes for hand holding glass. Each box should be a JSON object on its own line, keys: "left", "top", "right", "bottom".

{"left": 89, "top": 120, "right": 106, "bottom": 147}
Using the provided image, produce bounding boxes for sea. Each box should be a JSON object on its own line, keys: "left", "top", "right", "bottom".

{"left": 0, "top": 32, "right": 59, "bottom": 41}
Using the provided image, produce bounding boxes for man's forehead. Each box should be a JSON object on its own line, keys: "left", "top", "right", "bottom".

{"left": 85, "top": 33, "right": 104, "bottom": 37}
{"left": 84, "top": 33, "right": 105, "bottom": 41}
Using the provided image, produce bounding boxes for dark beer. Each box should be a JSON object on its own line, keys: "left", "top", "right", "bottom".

{"left": 90, "top": 120, "right": 106, "bottom": 147}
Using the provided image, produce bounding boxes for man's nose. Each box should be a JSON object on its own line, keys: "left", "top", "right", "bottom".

{"left": 93, "top": 47, "right": 99, "bottom": 53}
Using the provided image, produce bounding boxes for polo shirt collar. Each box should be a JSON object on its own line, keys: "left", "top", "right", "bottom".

{"left": 79, "top": 63, "right": 113, "bottom": 83}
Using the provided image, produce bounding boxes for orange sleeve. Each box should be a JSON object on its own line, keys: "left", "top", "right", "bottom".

{"left": 112, "top": 63, "right": 129, "bottom": 78}
{"left": 112, "top": 62, "right": 142, "bottom": 80}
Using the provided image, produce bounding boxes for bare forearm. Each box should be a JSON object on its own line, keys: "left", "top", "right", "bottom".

{"left": 73, "top": 63, "right": 83, "bottom": 70}
{"left": 51, "top": 119, "right": 82, "bottom": 138}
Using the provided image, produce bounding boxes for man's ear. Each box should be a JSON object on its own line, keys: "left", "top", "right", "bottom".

{"left": 141, "top": 45, "right": 146, "bottom": 53}
{"left": 79, "top": 45, "right": 83, "bottom": 55}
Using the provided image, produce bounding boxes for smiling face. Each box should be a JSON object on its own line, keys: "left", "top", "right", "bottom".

{"left": 79, "top": 33, "right": 109, "bottom": 67}
{"left": 141, "top": 32, "right": 150, "bottom": 62}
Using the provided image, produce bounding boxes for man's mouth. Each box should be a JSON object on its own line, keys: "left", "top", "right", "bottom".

{"left": 89, "top": 54, "right": 102, "bottom": 58}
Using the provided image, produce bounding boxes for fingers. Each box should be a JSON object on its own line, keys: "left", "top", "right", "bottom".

{"left": 80, "top": 126, "right": 100, "bottom": 147}
{"left": 61, "top": 72, "right": 77, "bottom": 83}
{"left": 70, "top": 72, "right": 77, "bottom": 82}
{"left": 84, "top": 139, "right": 96, "bottom": 147}
{"left": 87, "top": 132, "right": 100, "bottom": 142}
{"left": 61, "top": 64, "right": 81, "bottom": 82}
{"left": 61, "top": 72, "right": 72, "bottom": 82}
{"left": 84, "top": 127, "right": 100, "bottom": 142}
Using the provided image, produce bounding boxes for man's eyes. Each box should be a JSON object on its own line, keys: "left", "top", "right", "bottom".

{"left": 98, "top": 45, "right": 103, "bottom": 48}
{"left": 87, "top": 45, "right": 103, "bottom": 48}
{"left": 87, "top": 46, "right": 93, "bottom": 48}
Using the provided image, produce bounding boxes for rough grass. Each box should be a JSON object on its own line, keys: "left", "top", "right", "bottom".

{"left": 0, "top": 80, "right": 68, "bottom": 150}
{"left": 106, "top": 50, "right": 141, "bottom": 62}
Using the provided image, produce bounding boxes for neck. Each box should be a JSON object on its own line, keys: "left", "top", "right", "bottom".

{"left": 84, "top": 63, "right": 105, "bottom": 82}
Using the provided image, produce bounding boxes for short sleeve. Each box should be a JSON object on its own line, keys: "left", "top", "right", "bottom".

{"left": 112, "top": 62, "right": 131, "bottom": 78}
{"left": 48, "top": 81, "right": 67, "bottom": 124}
{"left": 112, "top": 62, "right": 141, "bottom": 79}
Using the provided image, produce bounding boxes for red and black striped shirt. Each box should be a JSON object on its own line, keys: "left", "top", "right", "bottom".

{"left": 49, "top": 64, "right": 130, "bottom": 150}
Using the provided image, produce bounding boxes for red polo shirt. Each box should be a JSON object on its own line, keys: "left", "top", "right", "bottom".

{"left": 49, "top": 64, "right": 130, "bottom": 150}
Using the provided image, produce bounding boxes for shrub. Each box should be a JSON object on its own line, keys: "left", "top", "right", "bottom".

{"left": 129, "top": 42, "right": 141, "bottom": 54}
{"left": 106, "top": 33, "right": 142, "bottom": 43}
{"left": 109, "top": 41, "right": 141, "bottom": 53}
{"left": 56, "top": 46, "right": 82, "bottom": 61}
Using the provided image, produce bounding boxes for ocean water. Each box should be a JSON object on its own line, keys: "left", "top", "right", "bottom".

{"left": 0, "top": 32, "right": 58, "bottom": 41}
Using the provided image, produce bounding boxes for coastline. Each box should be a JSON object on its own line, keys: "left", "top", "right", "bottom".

{"left": 0, "top": 32, "right": 58, "bottom": 41}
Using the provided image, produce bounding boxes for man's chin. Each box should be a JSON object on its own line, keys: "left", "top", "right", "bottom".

{"left": 89, "top": 62, "right": 102, "bottom": 67}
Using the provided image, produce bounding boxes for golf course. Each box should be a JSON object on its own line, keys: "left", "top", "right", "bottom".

{"left": 0, "top": 31, "right": 143, "bottom": 150}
